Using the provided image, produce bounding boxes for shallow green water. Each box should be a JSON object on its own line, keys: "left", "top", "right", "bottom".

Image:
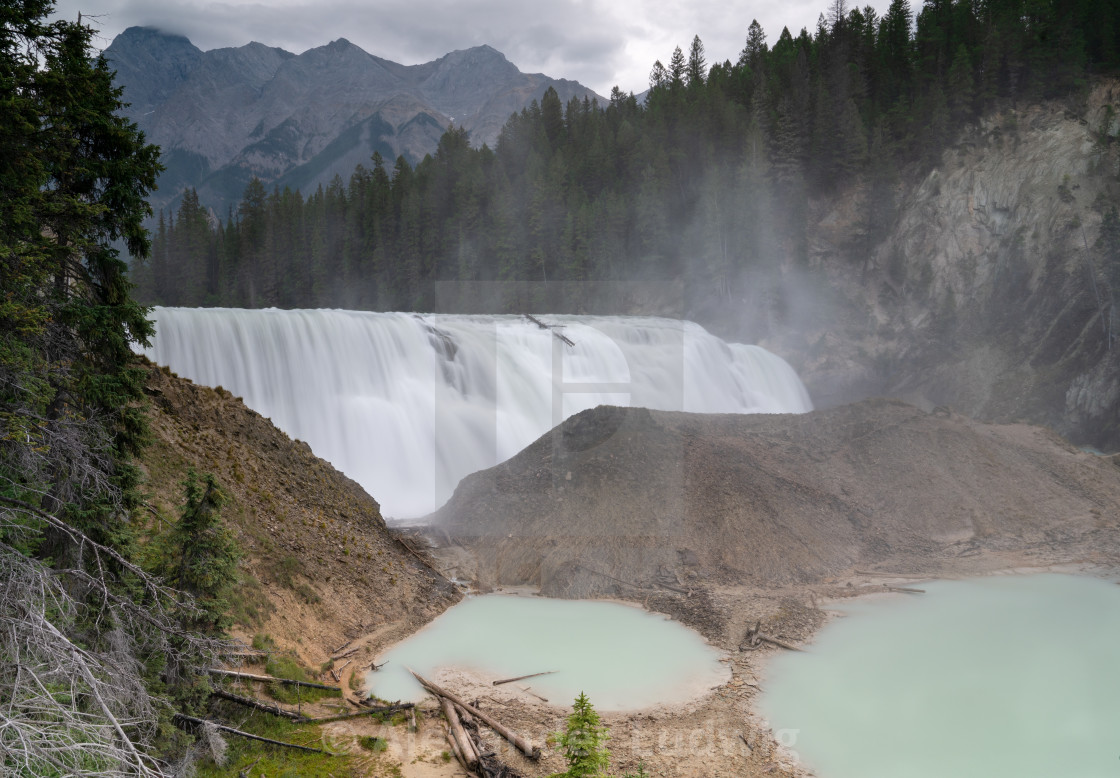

{"left": 365, "top": 594, "right": 727, "bottom": 710}
{"left": 758, "top": 574, "right": 1120, "bottom": 778}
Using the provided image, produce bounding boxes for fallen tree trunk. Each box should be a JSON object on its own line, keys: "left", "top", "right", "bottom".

{"left": 208, "top": 668, "right": 339, "bottom": 691}
{"left": 523, "top": 313, "right": 575, "bottom": 347}
{"left": 173, "top": 714, "right": 326, "bottom": 754}
{"left": 757, "top": 634, "right": 805, "bottom": 652}
{"left": 459, "top": 714, "right": 525, "bottom": 778}
{"left": 445, "top": 728, "right": 469, "bottom": 772}
{"left": 211, "top": 689, "right": 308, "bottom": 722}
{"left": 740, "top": 621, "right": 805, "bottom": 652}
{"left": 304, "top": 702, "right": 414, "bottom": 723}
{"left": 454, "top": 701, "right": 476, "bottom": 726}
{"left": 492, "top": 671, "right": 554, "bottom": 686}
{"left": 442, "top": 697, "right": 480, "bottom": 770}
{"left": 884, "top": 584, "right": 926, "bottom": 594}
{"left": 410, "top": 669, "right": 540, "bottom": 760}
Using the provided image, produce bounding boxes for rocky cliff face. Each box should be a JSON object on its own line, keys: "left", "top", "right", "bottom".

{"left": 104, "top": 28, "right": 603, "bottom": 213}
{"left": 768, "top": 81, "right": 1120, "bottom": 451}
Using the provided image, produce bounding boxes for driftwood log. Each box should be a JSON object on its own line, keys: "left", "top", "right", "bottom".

{"left": 410, "top": 669, "right": 541, "bottom": 760}
{"left": 884, "top": 584, "right": 926, "bottom": 594}
{"left": 445, "top": 727, "right": 469, "bottom": 771}
{"left": 442, "top": 697, "right": 480, "bottom": 770}
{"left": 173, "top": 714, "right": 326, "bottom": 754}
{"left": 740, "top": 621, "right": 805, "bottom": 652}
{"left": 454, "top": 704, "right": 526, "bottom": 778}
{"left": 492, "top": 671, "right": 555, "bottom": 686}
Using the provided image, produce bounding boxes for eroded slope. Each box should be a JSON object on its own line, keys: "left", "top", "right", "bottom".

{"left": 430, "top": 401, "right": 1120, "bottom": 596}
{"left": 139, "top": 361, "right": 458, "bottom": 666}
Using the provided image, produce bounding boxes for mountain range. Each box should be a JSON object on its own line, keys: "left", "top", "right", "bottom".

{"left": 104, "top": 27, "right": 604, "bottom": 214}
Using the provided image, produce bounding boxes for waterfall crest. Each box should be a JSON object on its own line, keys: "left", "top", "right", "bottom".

{"left": 144, "top": 308, "right": 812, "bottom": 517}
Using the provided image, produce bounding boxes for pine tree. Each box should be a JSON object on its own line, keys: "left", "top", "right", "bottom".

{"left": 668, "top": 46, "right": 687, "bottom": 88}
{"left": 541, "top": 87, "right": 566, "bottom": 149}
{"left": 648, "top": 59, "right": 668, "bottom": 91}
{"left": 237, "top": 177, "right": 268, "bottom": 306}
{"left": 739, "top": 20, "right": 768, "bottom": 69}
{"left": 686, "top": 35, "right": 707, "bottom": 87}
{"left": 159, "top": 469, "right": 240, "bottom": 633}
{"left": 553, "top": 692, "right": 611, "bottom": 778}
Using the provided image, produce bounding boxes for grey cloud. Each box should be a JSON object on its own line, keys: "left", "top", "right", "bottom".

{"left": 55, "top": 0, "right": 892, "bottom": 96}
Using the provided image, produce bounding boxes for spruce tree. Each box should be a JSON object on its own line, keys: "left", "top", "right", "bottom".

{"left": 553, "top": 692, "right": 611, "bottom": 778}
{"left": 160, "top": 469, "right": 240, "bottom": 633}
{"left": 686, "top": 35, "right": 707, "bottom": 87}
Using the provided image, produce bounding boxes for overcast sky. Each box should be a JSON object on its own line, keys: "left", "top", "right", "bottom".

{"left": 52, "top": 0, "right": 895, "bottom": 97}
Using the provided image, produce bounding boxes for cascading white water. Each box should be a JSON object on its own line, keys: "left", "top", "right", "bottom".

{"left": 143, "top": 308, "right": 812, "bottom": 517}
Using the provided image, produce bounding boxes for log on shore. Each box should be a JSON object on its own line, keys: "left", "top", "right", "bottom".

{"left": 210, "top": 688, "right": 308, "bottom": 722}
{"left": 492, "top": 671, "right": 555, "bottom": 686}
{"left": 757, "top": 634, "right": 805, "bottom": 652}
{"left": 453, "top": 701, "right": 476, "bottom": 728}
{"left": 740, "top": 621, "right": 804, "bottom": 652}
{"left": 445, "top": 728, "right": 469, "bottom": 772}
{"left": 173, "top": 714, "right": 326, "bottom": 754}
{"left": 410, "top": 669, "right": 540, "bottom": 760}
{"left": 208, "top": 668, "right": 339, "bottom": 691}
{"left": 442, "top": 696, "right": 480, "bottom": 770}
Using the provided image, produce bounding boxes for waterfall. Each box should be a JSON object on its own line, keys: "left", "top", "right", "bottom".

{"left": 144, "top": 308, "right": 812, "bottom": 517}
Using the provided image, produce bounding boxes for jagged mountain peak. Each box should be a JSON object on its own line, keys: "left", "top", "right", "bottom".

{"left": 112, "top": 25, "right": 197, "bottom": 49}
{"left": 300, "top": 37, "right": 373, "bottom": 60}
{"left": 106, "top": 30, "right": 603, "bottom": 213}
{"left": 104, "top": 26, "right": 202, "bottom": 120}
{"left": 428, "top": 44, "right": 517, "bottom": 74}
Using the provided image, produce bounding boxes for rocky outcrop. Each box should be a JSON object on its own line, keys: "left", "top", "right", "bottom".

{"left": 104, "top": 28, "right": 603, "bottom": 213}
{"left": 776, "top": 81, "right": 1120, "bottom": 451}
{"left": 428, "top": 402, "right": 1120, "bottom": 597}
